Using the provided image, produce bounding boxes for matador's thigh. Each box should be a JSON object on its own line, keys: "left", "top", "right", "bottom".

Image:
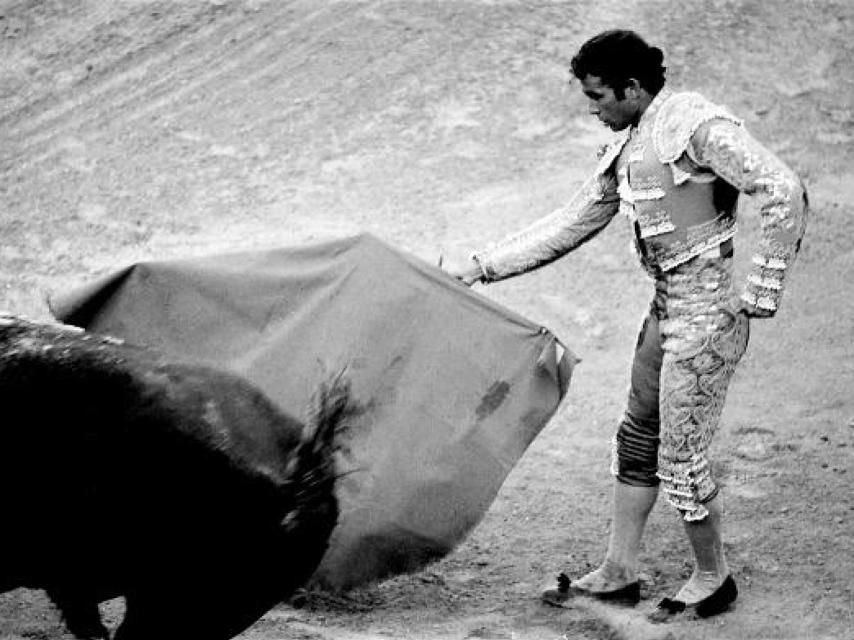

{"left": 656, "top": 257, "right": 750, "bottom": 521}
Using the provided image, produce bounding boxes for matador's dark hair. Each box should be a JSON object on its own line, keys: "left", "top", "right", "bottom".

{"left": 570, "top": 30, "right": 667, "bottom": 99}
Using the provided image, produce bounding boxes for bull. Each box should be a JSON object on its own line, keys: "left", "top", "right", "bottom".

{"left": 0, "top": 313, "right": 353, "bottom": 639}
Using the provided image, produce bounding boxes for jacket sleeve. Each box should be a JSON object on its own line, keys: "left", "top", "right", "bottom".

{"left": 689, "top": 119, "right": 808, "bottom": 313}
{"left": 472, "top": 170, "right": 620, "bottom": 282}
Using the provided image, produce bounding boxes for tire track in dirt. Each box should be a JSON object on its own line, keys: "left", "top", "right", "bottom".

{"left": 2, "top": 2, "right": 341, "bottom": 169}
{"left": 1, "top": 2, "right": 232, "bottom": 137}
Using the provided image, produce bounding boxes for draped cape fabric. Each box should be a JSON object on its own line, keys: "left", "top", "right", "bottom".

{"left": 49, "top": 233, "right": 576, "bottom": 591}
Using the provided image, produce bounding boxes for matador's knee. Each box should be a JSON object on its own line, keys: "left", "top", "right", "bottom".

{"left": 611, "top": 411, "right": 660, "bottom": 488}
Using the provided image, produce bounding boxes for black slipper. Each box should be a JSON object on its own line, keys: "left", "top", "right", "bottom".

{"left": 542, "top": 572, "right": 641, "bottom": 607}
{"left": 647, "top": 574, "right": 737, "bottom": 623}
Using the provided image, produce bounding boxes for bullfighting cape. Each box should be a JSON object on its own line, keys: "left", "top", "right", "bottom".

{"left": 50, "top": 233, "right": 576, "bottom": 590}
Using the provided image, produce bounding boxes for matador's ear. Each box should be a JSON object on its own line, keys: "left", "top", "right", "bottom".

{"left": 625, "top": 77, "right": 642, "bottom": 100}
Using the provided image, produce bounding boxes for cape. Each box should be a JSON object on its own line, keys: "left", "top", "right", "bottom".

{"left": 50, "top": 233, "right": 576, "bottom": 590}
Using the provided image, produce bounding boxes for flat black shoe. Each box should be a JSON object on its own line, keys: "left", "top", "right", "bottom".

{"left": 542, "top": 573, "right": 641, "bottom": 607}
{"left": 647, "top": 575, "right": 737, "bottom": 623}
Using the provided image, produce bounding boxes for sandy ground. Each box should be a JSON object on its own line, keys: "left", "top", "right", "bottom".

{"left": 1, "top": 1, "right": 853, "bottom": 639}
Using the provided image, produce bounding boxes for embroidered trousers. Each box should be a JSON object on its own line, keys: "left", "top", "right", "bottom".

{"left": 611, "top": 255, "right": 750, "bottom": 521}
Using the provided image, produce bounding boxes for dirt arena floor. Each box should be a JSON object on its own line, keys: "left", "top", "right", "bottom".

{"left": 1, "top": 1, "right": 853, "bottom": 639}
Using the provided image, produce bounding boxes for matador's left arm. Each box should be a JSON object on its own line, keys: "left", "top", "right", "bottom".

{"left": 688, "top": 119, "right": 808, "bottom": 315}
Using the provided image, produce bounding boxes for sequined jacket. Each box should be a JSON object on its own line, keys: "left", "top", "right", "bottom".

{"left": 473, "top": 88, "right": 808, "bottom": 313}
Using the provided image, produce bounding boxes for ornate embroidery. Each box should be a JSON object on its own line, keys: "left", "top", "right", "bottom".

{"left": 648, "top": 218, "right": 738, "bottom": 272}
{"left": 752, "top": 255, "right": 787, "bottom": 270}
{"left": 632, "top": 187, "right": 667, "bottom": 201}
{"left": 637, "top": 208, "right": 676, "bottom": 238}
{"left": 657, "top": 456, "right": 716, "bottom": 521}
{"left": 741, "top": 289, "right": 778, "bottom": 311}
{"left": 631, "top": 175, "right": 664, "bottom": 191}
{"left": 747, "top": 272, "right": 783, "bottom": 290}
{"left": 685, "top": 214, "right": 733, "bottom": 244}
{"left": 755, "top": 236, "right": 796, "bottom": 262}
{"left": 655, "top": 257, "right": 749, "bottom": 521}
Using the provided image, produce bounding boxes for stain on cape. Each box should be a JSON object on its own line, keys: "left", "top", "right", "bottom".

{"left": 476, "top": 381, "right": 511, "bottom": 420}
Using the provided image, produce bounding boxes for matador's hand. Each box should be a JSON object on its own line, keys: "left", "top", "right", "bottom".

{"left": 439, "top": 254, "right": 483, "bottom": 287}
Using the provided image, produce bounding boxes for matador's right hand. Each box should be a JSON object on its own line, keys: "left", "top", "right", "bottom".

{"left": 440, "top": 254, "right": 483, "bottom": 287}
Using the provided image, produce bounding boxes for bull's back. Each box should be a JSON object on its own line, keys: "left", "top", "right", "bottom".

{"left": 0, "top": 319, "right": 330, "bottom": 596}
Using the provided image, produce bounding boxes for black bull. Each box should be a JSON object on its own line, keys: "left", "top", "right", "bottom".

{"left": 0, "top": 314, "right": 353, "bottom": 639}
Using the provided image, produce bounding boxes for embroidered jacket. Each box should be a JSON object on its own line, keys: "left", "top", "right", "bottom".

{"left": 473, "top": 88, "right": 808, "bottom": 313}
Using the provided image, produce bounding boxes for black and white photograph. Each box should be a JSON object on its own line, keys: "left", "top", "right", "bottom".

{"left": 1, "top": 1, "right": 851, "bottom": 638}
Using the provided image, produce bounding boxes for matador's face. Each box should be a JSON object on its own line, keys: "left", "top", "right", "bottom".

{"left": 579, "top": 74, "right": 638, "bottom": 132}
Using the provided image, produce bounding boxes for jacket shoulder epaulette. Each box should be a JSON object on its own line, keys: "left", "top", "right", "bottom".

{"left": 652, "top": 91, "right": 742, "bottom": 164}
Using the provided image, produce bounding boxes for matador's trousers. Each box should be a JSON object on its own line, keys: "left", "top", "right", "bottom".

{"left": 611, "top": 254, "right": 750, "bottom": 521}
